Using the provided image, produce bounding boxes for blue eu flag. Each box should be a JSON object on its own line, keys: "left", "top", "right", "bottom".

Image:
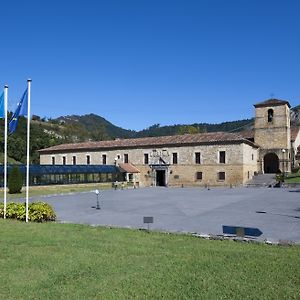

{"left": 9, "top": 88, "right": 28, "bottom": 134}
{"left": 0, "top": 92, "right": 4, "bottom": 119}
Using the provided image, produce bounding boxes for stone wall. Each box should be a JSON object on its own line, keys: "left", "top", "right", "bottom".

{"left": 254, "top": 105, "right": 291, "bottom": 150}
{"left": 40, "top": 142, "right": 259, "bottom": 187}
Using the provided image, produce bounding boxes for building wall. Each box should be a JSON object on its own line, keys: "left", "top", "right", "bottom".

{"left": 40, "top": 142, "right": 259, "bottom": 187}
{"left": 254, "top": 104, "right": 292, "bottom": 173}
{"left": 254, "top": 105, "right": 291, "bottom": 150}
{"left": 242, "top": 143, "right": 259, "bottom": 183}
{"left": 292, "top": 130, "right": 300, "bottom": 169}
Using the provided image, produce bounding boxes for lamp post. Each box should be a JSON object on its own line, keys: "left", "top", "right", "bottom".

{"left": 95, "top": 189, "right": 100, "bottom": 209}
{"left": 282, "top": 149, "right": 286, "bottom": 181}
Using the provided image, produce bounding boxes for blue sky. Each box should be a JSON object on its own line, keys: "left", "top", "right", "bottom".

{"left": 1, "top": 0, "right": 299, "bottom": 130}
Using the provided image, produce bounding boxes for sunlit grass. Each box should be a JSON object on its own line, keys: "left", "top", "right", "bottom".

{"left": 0, "top": 182, "right": 113, "bottom": 199}
{"left": 0, "top": 220, "right": 299, "bottom": 299}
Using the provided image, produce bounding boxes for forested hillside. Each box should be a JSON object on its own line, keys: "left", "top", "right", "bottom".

{"left": 1, "top": 104, "right": 298, "bottom": 164}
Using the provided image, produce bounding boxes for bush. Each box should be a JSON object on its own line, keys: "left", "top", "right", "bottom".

{"left": 0, "top": 202, "right": 56, "bottom": 222}
{"left": 8, "top": 165, "right": 23, "bottom": 194}
{"left": 291, "top": 167, "right": 300, "bottom": 173}
{"left": 28, "top": 202, "right": 56, "bottom": 222}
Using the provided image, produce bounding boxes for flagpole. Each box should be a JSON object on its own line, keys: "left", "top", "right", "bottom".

{"left": 3, "top": 85, "right": 8, "bottom": 219}
{"left": 25, "top": 79, "right": 31, "bottom": 223}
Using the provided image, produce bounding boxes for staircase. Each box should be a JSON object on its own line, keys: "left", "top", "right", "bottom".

{"left": 246, "top": 174, "right": 277, "bottom": 187}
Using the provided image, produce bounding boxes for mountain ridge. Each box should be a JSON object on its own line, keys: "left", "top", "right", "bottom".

{"left": 2, "top": 105, "right": 299, "bottom": 164}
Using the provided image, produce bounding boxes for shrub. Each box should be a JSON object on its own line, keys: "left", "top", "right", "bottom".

{"left": 276, "top": 173, "right": 284, "bottom": 182}
{"left": 0, "top": 202, "right": 56, "bottom": 222}
{"left": 8, "top": 165, "right": 23, "bottom": 194}
{"left": 6, "top": 202, "right": 26, "bottom": 220}
{"left": 28, "top": 202, "right": 56, "bottom": 222}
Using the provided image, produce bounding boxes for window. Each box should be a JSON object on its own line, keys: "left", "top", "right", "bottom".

{"left": 218, "top": 172, "right": 225, "bottom": 181}
{"left": 51, "top": 157, "right": 55, "bottom": 165}
{"left": 87, "top": 155, "right": 90, "bottom": 165}
{"left": 268, "top": 109, "right": 274, "bottom": 123}
{"left": 124, "top": 153, "right": 129, "bottom": 163}
{"left": 73, "top": 156, "right": 76, "bottom": 165}
{"left": 172, "top": 153, "right": 178, "bottom": 164}
{"left": 196, "top": 172, "right": 202, "bottom": 180}
{"left": 219, "top": 151, "right": 226, "bottom": 164}
{"left": 195, "top": 152, "right": 201, "bottom": 164}
{"left": 252, "top": 154, "right": 254, "bottom": 161}
{"left": 102, "top": 154, "right": 107, "bottom": 165}
{"left": 144, "top": 153, "right": 149, "bottom": 165}
{"left": 62, "top": 156, "right": 66, "bottom": 165}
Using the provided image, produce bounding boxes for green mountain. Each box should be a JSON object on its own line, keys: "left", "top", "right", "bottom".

{"left": 55, "top": 114, "right": 135, "bottom": 140}
{"left": 1, "top": 104, "right": 298, "bottom": 165}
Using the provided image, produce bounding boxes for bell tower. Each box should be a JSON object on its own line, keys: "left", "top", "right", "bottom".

{"left": 254, "top": 99, "right": 291, "bottom": 173}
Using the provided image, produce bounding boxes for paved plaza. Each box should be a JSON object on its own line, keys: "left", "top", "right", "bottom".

{"left": 35, "top": 186, "right": 300, "bottom": 243}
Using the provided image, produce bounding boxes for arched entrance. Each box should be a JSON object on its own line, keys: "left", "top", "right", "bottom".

{"left": 264, "top": 153, "right": 279, "bottom": 173}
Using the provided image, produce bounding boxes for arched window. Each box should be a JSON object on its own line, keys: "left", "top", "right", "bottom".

{"left": 268, "top": 109, "right": 274, "bottom": 123}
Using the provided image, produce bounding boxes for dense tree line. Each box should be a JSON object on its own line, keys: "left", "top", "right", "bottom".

{"left": 0, "top": 114, "right": 256, "bottom": 164}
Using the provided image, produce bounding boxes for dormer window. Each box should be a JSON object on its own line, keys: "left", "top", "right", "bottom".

{"left": 268, "top": 109, "right": 274, "bottom": 123}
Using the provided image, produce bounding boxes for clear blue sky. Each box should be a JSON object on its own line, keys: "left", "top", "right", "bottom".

{"left": 1, "top": 0, "right": 299, "bottom": 130}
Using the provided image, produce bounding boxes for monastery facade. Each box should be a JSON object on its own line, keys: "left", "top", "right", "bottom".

{"left": 39, "top": 99, "right": 300, "bottom": 187}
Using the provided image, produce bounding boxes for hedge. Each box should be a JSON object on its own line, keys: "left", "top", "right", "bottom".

{"left": 0, "top": 202, "right": 56, "bottom": 222}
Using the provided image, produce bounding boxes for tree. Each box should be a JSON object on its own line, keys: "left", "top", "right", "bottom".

{"left": 8, "top": 165, "right": 23, "bottom": 194}
{"left": 177, "top": 125, "right": 202, "bottom": 135}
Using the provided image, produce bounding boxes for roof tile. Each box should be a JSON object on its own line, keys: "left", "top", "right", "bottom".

{"left": 39, "top": 132, "right": 256, "bottom": 153}
{"left": 254, "top": 98, "right": 291, "bottom": 108}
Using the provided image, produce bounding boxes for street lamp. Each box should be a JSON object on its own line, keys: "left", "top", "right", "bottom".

{"left": 282, "top": 149, "right": 286, "bottom": 181}
{"left": 95, "top": 189, "right": 100, "bottom": 210}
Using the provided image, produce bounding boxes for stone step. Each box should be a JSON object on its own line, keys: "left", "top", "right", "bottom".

{"left": 246, "top": 174, "right": 277, "bottom": 187}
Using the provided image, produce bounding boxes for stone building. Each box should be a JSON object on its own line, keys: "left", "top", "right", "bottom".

{"left": 39, "top": 99, "right": 300, "bottom": 187}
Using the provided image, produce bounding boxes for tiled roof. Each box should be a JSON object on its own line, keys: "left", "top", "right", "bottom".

{"left": 291, "top": 127, "right": 300, "bottom": 142}
{"left": 118, "top": 163, "right": 140, "bottom": 173}
{"left": 39, "top": 132, "right": 257, "bottom": 153}
{"left": 254, "top": 98, "right": 291, "bottom": 108}
{"left": 237, "top": 130, "right": 254, "bottom": 140}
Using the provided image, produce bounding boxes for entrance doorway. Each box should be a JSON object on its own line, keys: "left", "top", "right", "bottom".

{"left": 156, "top": 170, "right": 166, "bottom": 186}
{"left": 264, "top": 153, "right": 279, "bottom": 173}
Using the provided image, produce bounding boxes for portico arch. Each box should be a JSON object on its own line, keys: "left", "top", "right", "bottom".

{"left": 264, "top": 153, "right": 279, "bottom": 173}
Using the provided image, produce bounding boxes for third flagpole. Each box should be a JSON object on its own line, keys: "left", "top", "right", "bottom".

{"left": 25, "top": 79, "right": 31, "bottom": 223}
{"left": 4, "top": 85, "right": 8, "bottom": 219}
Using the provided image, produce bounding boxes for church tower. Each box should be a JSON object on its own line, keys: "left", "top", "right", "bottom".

{"left": 254, "top": 99, "right": 291, "bottom": 174}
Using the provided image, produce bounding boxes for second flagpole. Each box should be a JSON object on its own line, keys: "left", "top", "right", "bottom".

{"left": 4, "top": 85, "right": 8, "bottom": 219}
{"left": 25, "top": 79, "right": 31, "bottom": 223}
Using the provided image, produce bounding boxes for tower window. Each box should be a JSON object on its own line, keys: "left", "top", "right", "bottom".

{"left": 268, "top": 109, "right": 274, "bottom": 123}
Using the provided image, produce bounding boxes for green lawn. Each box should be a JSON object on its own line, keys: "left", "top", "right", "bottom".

{"left": 285, "top": 171, "right": 300, "bottom": 183}
{"left": 0, "top": 182, "right": 114, "bottom": 199}
{"left": 0, "top": 220, "right": 299, "bottom": 299}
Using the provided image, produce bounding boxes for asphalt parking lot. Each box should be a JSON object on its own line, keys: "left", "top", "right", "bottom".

{"left": 35, "top": 186, "right": 300, "bottom": 243}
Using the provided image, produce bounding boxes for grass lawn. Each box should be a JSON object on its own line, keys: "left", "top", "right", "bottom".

{"left": 0, "top": 182, "right": 113, "bottom": 199}
{"left": 285, "top": 171, "right": 300, "bottom": 183}
{"left": 0, "top": 220, "right": 299, "bottom": 299}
